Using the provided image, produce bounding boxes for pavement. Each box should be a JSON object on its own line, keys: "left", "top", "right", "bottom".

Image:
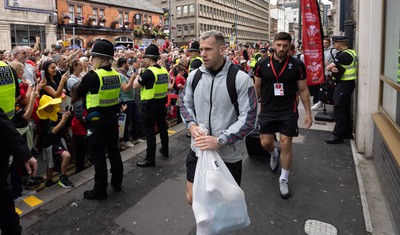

{"left": 14, "top": 104, "right": 397, "bottom": 235}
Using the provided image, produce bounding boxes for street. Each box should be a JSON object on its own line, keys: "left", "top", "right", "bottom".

{"left": 18, "top": 123, "right": 366, "bottom": 234}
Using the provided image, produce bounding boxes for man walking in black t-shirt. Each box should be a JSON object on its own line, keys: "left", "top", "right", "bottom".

{"left": 254, "top": 32, "right": 313, "bottom": 199}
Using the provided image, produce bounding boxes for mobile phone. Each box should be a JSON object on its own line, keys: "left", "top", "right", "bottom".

{"left": 41, "top": 70, "right": 45, "bottom": 79}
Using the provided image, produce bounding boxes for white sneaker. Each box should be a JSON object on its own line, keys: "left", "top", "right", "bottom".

{"left": 311, "top": 101, "right": 323, "bottom": 111}
{"left": 124, "top": 141, "right": 135, "bottom": 148}
{"left": 269, "top": 148, "right": 280, "bottom": 172}
{"left": 279, "top": 179, "right": 291, "bottom": 199}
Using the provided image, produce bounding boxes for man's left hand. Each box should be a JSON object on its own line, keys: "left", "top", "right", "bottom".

{"left": 304, "top": 115, "right": 313, "bottom": 129}
{"left": 194, "top": 135, "right": 221, "bottom": 150}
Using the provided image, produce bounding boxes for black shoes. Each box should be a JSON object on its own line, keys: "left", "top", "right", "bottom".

{"left": 324, "top": 136, "right": 344, "bottom": 144}
{"left": 159, "top": 148, "right": 169, "bottom": 158}
{"left": 112, "top": 184, "right": 122, "bottom": 192}
{"left": 84, "top": 190, "right": 107, "bottom": 200}
{"left": 136, "top": 159, "right": 155, "bottom": 167}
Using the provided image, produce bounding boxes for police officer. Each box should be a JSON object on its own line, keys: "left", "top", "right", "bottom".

{"left": 0, "top": 60, "right": 37, "bottom": 234}
{"left": 250, "top": 43, "right": 262, "bottom": 70}
{"left": 187, "top": 41, "right": 203, "bottom": 72}
{"left": 133, "top": 44, "right": 169, "bottom": 167}
{"left": 325, "top": 36, "right": 357, "bottom": 144}
{"left": 77, "top": 39, "right": 123, "bottom": 199}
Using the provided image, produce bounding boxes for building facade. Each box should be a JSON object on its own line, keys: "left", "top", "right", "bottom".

{"left": 0, "top": 0, "right": 58, "bottom": 51}
{"left": 149, "top": 0, "right": 270, "bottom": 47}
{"left": 56, "top": 0, "right": 164, "bottom": 49}
{"left": 330, "top": 0, "right": 400, "bottom": 233}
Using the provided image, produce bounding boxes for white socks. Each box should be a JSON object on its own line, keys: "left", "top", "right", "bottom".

{"left": 280, "top": 169, "right": 290, "bottom": 182}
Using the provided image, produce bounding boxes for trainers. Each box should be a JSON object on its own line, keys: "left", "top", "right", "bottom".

{"left": 270, "top": 148, "right": 280, "bottom": 172}
{"left": 31, "top": 175, "right": 45, "bottom": 183}
{"left": 279, "top": 179, "right": 291, "bottom": 199}
{"left": 45, "top": 180, "right": 56, "bottom": 187}
{"left": 124, "top": 141, "right": 135, "bottom": 148}
{"left": 311, "top": 101, "right": 323, "bottom": 111}
{"left": 24, "top": 177, "right": 41, "bottom": 189}
{"left": 58, "top": 175, "right": 75, "bottom": 189}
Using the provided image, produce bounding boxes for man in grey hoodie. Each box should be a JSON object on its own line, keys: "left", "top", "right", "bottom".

{"left": 180, "top": 30, "right": 258, "bottom": 205}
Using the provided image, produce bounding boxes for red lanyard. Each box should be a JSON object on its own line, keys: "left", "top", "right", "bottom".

{"left": 270, "top": 55, "right": 289, "bottom": 82}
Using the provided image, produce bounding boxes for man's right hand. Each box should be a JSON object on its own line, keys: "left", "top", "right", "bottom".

{"left": 24, "top": 157, "right": 38, "bottom": 177}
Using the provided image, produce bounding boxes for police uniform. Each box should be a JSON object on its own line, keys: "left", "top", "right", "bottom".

{"left": 136, "top": 44, "right": 169, "bottom": 167}
{"left": 250, "top": 44, "right": 262, "bottom": 69}
{"left": 188, "top": 41, "right": 203, "bottom": 72}
{"left": 325, "top": 36, "right": 357, "bottom": 144}
{"left": 77, "top": 40, "right": 123, "bottom": 199}
{"left": 0, "top": 61, "right": 31, "bottom": 234}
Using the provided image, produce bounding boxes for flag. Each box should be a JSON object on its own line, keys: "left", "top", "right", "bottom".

{"left": 301, "top": 0, "right": 324, "bottom": 86}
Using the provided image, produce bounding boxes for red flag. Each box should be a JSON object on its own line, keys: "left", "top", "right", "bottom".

{"left": 301, "top": 0, "right": 324, "bottom": 86}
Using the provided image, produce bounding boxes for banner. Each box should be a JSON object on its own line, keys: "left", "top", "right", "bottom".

{"left": 301, "top": 0, "right": 324, "bottom": 86}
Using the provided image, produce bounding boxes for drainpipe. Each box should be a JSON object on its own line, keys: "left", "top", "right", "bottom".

{"left": 340, "top": 0, "right": 356, "bottom": 48}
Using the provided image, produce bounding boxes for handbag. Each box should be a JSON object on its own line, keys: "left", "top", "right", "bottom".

{"left": 192, "top": 149, "right": 250, "bottom": 235}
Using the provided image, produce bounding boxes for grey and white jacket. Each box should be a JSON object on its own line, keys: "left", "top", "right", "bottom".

{"left": 180, "top": 58, "right": 258, "bottom": 163}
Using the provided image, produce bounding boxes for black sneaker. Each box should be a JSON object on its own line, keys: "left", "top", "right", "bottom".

{"left": 45, "top": 180, "right": 56, "bottom": 187}
{"left": 31, "top": 175, "right": 45, "bottom": 183}
{"left": 84, "top": 190, "right": 107, "bottom": 200}
{"left": 24, "top": 177, "right": 41, "bottom": 189}
{"left": 58, "top": 175, "right": 74, "bottom": 189}
{"left": 159, "top": 148, "right": 169, "bottom": 158}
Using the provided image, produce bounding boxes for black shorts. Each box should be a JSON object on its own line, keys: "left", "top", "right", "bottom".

{"left": 186, "top": 150, "right": 242, "bottom": 186}
{"left": 259, "top": 112, "right": 299, "bottom": 137}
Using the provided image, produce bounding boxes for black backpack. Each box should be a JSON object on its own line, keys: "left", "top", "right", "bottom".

{"left": 192, "top": 64, "right": 240, "bottom": 116}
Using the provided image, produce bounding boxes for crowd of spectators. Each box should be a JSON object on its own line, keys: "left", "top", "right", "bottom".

{"left": 1, "top": 37, "right": 279, "bottom": 201}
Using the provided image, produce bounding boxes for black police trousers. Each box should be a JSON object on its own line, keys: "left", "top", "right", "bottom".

{"left": 87, "top": 114, "right": 123, "bottom": 194}
{"left": 333, "top": 80, "right": 355, "bottom": 138}
{"left": 0, "top": 169, "right": 22, "bottom": 235}
{"left": 141, "top": 102, "right": 169, "bottom": 162}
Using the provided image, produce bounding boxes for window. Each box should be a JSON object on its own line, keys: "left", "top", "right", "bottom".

{"left": 177, "top": 6, "right": 182, "bottom": 17}
{"left": 189, "top": 4, "right": 195, "bottom": 16}
{"left": 183, "top": 5, "right": 188, "bottom": 16}
{"left": 184, "top": 24, "right": 188, "bottom": 32}
{"left": 10, "top": 24, "right": 46, "bottom": 49}
{"left": 177, "top": 25, "right": 182, "bottom": 33}
{"left": 119, "top": 12, "right": 123, "bottom": 26}
{"left": 382, "top": 0, "right": 400, "bottom": 125}
{"left": 77, "top": 6, "right": 83, "bottom": 24}
{"left": 148, "top": 15, "right": 152, "bottom": 23}
{"left": 99, "top": 9, "right": 105, "bottom": 26}
{"left": 68, "top": 5, "right": 74, "bottom": 23}
{"left": 124, "top": 12, "right": 129, "bottom": 23}
{"left": 92, "top": 8, "right": 98, "bottom": 25}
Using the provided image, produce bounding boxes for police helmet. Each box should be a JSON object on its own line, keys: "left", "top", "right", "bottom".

{"left": 144, "top": 44, "right": 160, "bottom": 58}
{"left": 90, "top": 39, "right": 114, "bottom": 59}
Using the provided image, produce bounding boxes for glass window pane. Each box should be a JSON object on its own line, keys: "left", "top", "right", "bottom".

{"left": 177, "top": 6, "right": 181, "bottom": 17}
{"left": 383, "top": 0, "right": 400, "bottom": 83}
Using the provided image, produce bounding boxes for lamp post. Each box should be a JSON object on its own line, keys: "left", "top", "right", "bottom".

{"left": 234, "top": 4, "right": 238, "bottom": 46}
{"left": 168, "top": 0, "right": 172, "bottom": 39}
{"left": 298, "top": 0, "right": 302, "bottom": 46}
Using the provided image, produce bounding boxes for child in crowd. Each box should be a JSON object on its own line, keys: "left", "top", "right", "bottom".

{"left": 36, "top": 95, "right": 74, "bottom": 188}
{"left": 70, "top": 83, "right": 88, "bottom": 173}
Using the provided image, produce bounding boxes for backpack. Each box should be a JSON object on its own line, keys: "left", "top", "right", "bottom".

{"left": 192, "top": 64, "right": 240, "bottom": 116}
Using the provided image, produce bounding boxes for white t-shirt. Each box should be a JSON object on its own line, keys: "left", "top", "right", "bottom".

{"left": 23, "top": 63, "right": 35, "bottom": 84}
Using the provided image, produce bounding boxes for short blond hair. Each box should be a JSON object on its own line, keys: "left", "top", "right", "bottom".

{"left": 8, "top": 61, "right": 24, "bottom": 74}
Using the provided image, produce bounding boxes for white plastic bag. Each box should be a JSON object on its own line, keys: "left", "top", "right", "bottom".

{"left": 192, "top": 149, "right": 250, "bottom": 235}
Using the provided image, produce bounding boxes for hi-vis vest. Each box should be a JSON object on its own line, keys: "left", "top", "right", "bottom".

{"left": 0, "top": 61, "right": 16, "bottom": 119}
{"left": 189, "top": 56, "right": 203, "bottom": 72}
{"left": 340, "top": 49, "right": 357, "bottom": 81}
{"left": 250, "top": 52, "right": 262, "bottom": 68}
{"left": 86, "top": 69, "right": 121, "bottom": 109}
{"left": 140, "top": 66, "right": 169, "bottom": 101}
